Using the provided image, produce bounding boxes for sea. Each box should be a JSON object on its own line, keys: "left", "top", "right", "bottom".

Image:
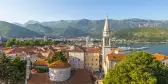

{"left": 115, "top": 43, "right": 168, "bottom": 55}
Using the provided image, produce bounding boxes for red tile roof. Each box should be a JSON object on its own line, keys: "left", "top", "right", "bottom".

{"left": 28, "top": 73, "right": 52, "bottom": 84}
{"left": 152, "top": 53, "right": 165, "bottom": 60}
{"left": 28, "top": 69, "right": 93, "bottom": 84}
{"left": 48, "top": 60, "right": 71, "bottom": 69}
{"left": 85, "top": 47, "right": 100, "bottom": 53}
{"left": 5, "top": 47, "right": 37, "bottom": 54}
{"left": 108, "top": 54, "right": 126, "bottom": 61}
{"left": 33, "top": 59, "right": 48, "bottom": 66}
{"left": 69, "top": 46, "right": 84, "bottom": 52}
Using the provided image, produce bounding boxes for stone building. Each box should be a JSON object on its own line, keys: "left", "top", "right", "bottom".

{"left": 84, "top": 47, "right": 101, "bottom": 72}
{"left": 68, "top": 45, "right": 85, "bottom": 69}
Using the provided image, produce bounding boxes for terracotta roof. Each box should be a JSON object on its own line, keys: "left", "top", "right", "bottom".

{"left": 4, "top": 49, "right": 14, "bottom": 54}
{"left": 152, "top": 53, "right": 165, "bottom": 61}
{"left": 86, "top": 47, "right": 100, "bottom": 53}
{"left": 0, "top": 47, "right": 9, "bottom": 51}
{"left": 34, "top": 59, "right": 48, "bottom": 66}
{"left": 5, "top": 47, "right": 37, "bottom": 54}
{"left": 108, "top": 54, "right": 126, "bottom": 61}
{"left": 28, "top": 73, "right": 52, "bottom": 84}
{"left": 28, "top": 69, "right": 93, "bottom": 84}
{"left": 69, "top": 46, "right": 84, "bottom": 52}
{"left": 164, "top": 56, "right": 168, "bottom": 59}
{"left": 48, "top": 60, "right": 71, "bottom": 69}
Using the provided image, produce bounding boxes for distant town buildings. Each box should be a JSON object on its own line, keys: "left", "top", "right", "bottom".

{"left": 44, "top": 35, "right": 48, "bottom": 42}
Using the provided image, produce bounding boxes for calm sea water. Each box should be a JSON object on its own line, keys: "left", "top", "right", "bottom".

{"left": 115, "top": 43, "right": 168, "bottom": 55}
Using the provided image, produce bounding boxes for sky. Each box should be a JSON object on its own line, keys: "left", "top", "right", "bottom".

{"left": 0, "top": 0, "right": 168, "bottom": 23}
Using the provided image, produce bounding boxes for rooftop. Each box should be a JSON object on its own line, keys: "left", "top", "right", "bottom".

{"left": 34, "top": 59, "right": 48, "bottom": 66}
{"left": 68, "top": 46, "right": 84, "bottom": 52}
{"left": 152, "top": 53, "right": 165, "bottom": 61}
{"left": 108, "top": 53, "right": 126, "bottom": 61}
{"left": 28, "top": 69, "right": 93, "bottom": 84}
{"left": 85, "top": 47, "right": 100, "bottom": 53}
{"left": 48, "top": 60, "right": 71, "bottom": 69}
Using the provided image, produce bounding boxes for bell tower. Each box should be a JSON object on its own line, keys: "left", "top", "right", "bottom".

{"left": 103, "top": 16, "right": 111, "bottom": 47}
{"left": 102, "top": 16, "right": 111, "bottom": 74}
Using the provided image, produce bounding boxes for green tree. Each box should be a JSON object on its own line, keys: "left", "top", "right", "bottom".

{"left": 48, "top": 52, "right": 67, "bottom": 64}
{"left": 5, "top": 38, "right": 16, "bottom": 47}
{"left": 9, "top": 56, "right": 26, "bottom": 84}
{"left": 103, "top": 51, "right": 168, "bottom": 84}
{"left": 0, "top": 54, "right": 25, "bottom": 84}
{"left": 0, "top": 53, "right": 11, "bottom": 84}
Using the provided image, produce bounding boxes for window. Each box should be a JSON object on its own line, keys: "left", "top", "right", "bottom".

{"left": 92, "top": 63, "right": 93, "bottom": 66}
{"left": 92, "top": 59, "right": 93, "bottom": 61}
{"left": 96, "top": 59, "right": 97, "bottom": 61}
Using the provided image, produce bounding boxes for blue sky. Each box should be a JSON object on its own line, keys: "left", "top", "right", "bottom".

{"left": 0, "top": 0, "right": 168, "bottom": 23}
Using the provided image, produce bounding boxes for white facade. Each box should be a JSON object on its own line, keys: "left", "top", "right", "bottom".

{"left": 69, "top": 52, "right": 84, "bottom": 69}
{"left": 49, "top": 67, "right": 71, "bottom": 82}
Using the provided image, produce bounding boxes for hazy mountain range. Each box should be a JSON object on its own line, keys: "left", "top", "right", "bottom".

{"left": 1, "top": 18, "right": 168, "bottom": 38}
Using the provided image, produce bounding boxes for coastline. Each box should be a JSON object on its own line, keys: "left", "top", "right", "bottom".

{"left": 112, "top": 41, "right": 168, "bottom": 44}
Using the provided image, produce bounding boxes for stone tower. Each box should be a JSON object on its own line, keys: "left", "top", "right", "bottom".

{"left": 102, "top": 16, "right": 111, "bottom": 74}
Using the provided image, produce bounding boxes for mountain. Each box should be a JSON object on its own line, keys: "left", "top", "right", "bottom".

{"left": 0, "top": 21, "right": 42, "bottom": 38}
{"left": 61, "top": 26, "right": 88, "bottom": 37}
{"left": 113, "top": 27, "right": 168, "bottom": 41}
{"left": 13, "top": 22, "right": 24, "bottom": 27}
{"left": 40, "top": 18, "right": 168, "bottom": 37}
{"left": 24, "top": 20, "right": 40, "bottom": 25}
{"left": 24, "top": 23, "right": 53, "bottom": 35}
{"left": 2, "top": 18, "right": 168, "bottom": 38}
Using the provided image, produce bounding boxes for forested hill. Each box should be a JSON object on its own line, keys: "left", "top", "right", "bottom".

{"left": 3, "top": 18, "right": 168, "bottom": 38}
{"left": 113, "top": 28, "right": 168, "bottom": 41}
{"left": 0, "top": 21, "right": 42, "bottom": 38}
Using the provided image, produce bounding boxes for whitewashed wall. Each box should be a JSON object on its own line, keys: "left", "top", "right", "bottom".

{"left": 49, "top": 67, "right": 71, "bottom": 82}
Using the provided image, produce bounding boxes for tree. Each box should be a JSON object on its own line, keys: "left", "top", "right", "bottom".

{"left": 103, "top": 51, "right": 168, "bottom": 84}
{"left": 0, "top": 54, "right": 25, "bottom": 84}
{"left": 0, "top": 53, "right": 11, "bottom": 84}
{"left": 9, "top": 56, "right": 26, "bottom": 84}
{"left": 48, "top": 52, "right": 67, "bottom": 64}
{"left": 5, "top": 38, "right": 16, "bottom": 47}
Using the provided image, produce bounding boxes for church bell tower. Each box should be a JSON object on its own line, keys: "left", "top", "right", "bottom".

{"left": 102, "top": 16, "right": 111, "bottom": 74}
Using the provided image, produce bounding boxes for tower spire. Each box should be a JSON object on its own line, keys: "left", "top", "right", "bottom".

{"left": 103, "top": 16, "right": 110, "bottom": 32}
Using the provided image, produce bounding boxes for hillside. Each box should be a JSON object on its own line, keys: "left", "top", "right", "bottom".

{"left": 24, "top": 23, "right": 53, "bottom": 35}
{"left": 113, "top": 28, "right": 168, "bottom": 41}
{"left": 61, "top": 26, "right": 88, "bottom": 37}
{"left": 2, "top": 18, "right": 168, "bottom": 38}
{"left": 0, "top": 21, "right": 42, "bottom": 38}
{"left": 40, "top": 18, "right": 168, "bottom": 37}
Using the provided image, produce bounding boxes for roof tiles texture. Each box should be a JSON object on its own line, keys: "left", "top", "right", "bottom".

{"left": 108, "top": 54, "right": 126, "bottom": 61}
{"left": 28, "top": 69, "right": 93, "bottom": 84}
{"left": 86, "top": 47, "right": 100, "bottom": 53}
{"left": 34, "top": 59, "right": 48, "bottom": 66}
{"left": 48, "top": 60, "right": 71, "bottom": 69}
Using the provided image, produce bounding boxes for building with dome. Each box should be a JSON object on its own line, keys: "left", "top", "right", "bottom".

{"left": 48, "top": 60, "right": 71, "bottom": 82}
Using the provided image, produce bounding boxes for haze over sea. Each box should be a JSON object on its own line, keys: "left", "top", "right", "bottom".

{"left": 116, "top": 43, "right": 168, "bottom": 55}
